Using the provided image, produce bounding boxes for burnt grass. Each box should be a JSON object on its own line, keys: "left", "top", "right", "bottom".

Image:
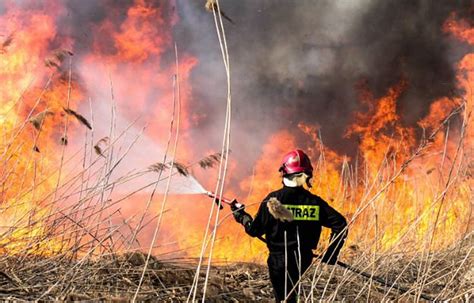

{"left": 0, "top": 240, "right": 471, "bottom": 302}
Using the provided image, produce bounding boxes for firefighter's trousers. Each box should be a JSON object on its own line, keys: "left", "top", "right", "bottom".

{"left": 267, "top": 249, "right": 313, "bottom": 303}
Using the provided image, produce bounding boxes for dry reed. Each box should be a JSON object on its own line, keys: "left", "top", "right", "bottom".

{"left": 63, "top": 107, "right": 93, "bottom": 130}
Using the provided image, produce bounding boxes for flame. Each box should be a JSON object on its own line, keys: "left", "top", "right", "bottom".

{"left": 0, "top": 0, "right": 193, "bottom": 256}
{"left": 82, "top": 0, "right": 197, "bottom": 142}
{"left": 0, "top": 3, "right": 81, "bottom": 254}
{"left": 443, "top": 12, "right": 474, "bottom": 45}
{"left": 0, "top": 1, "right": 471, "bottom": 265}
{"left": 346, "top": 79, "right": 416, "bottom": 174}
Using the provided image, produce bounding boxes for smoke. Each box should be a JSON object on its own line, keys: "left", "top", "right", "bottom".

{"left": 176, "top": 0, "right": 472, "bottom": 163}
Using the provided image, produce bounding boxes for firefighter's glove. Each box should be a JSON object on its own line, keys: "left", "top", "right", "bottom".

{"left": 230, "top": 200, "right": 244, "bottom": 213}
{"left": 231, "top": 201, "right": 252, "bottom": 226}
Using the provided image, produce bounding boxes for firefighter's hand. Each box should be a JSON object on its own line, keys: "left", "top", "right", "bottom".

{"left": 231, "top": 201, "right": 244, "bottom": 223}
{"left": 230, "top": 201, "right": 252, "bottom": 226}
{"left": 230, "top": 200, "right": 245, "bottom": 213}
{"left": 230, "top": 200, "right": 244, "bottom": 220}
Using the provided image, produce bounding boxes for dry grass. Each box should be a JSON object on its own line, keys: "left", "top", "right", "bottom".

{"left": 0, "top": 33, "right": 14, "bottom": 53}
{"left": 198, "top": 152, "right": 224, "bottom": 169}
{"left": 93, "top": 136, "right": 110, "bottom": 157}
{"left": 0, "top": 240, "right": 470, "bottom": 301}
{"left": 63, "top": 107, "right": 92, "bottom": 130}
{"left": 173, "top": 162, "right": 189, "bottom": 177}
{"left": 29, "top": 110, "right": 54, "bottom": 131}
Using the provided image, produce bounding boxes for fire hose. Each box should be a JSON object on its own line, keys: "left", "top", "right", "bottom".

{"left": 205, "top": 191, "right": 437, "bottom": 302}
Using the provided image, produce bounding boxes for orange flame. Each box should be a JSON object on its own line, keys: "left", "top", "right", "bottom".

{"left": 443, "top": 12, "right": 474, "bottom": 45}
{"left": 0, "top": 3, "right": 81, "bottom": 254}
{"left": 0, "top": 2, "right": 472, "bottom": 264}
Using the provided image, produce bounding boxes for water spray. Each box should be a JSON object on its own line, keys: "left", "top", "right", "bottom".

{"left": 177, "top": 173, "right": 243, "bottom": 210}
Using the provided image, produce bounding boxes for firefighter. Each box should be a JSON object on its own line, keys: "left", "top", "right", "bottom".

{"left": 232, "top": 149, "right": 347, "bottom": 302}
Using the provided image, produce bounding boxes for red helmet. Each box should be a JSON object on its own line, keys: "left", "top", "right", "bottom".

{"left": 279, "top": 149, "right": 313, "bottom": 177}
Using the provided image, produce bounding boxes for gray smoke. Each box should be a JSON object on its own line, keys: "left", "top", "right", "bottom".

{"left": 175, "top": 0, "right": 472, "bottom": 172}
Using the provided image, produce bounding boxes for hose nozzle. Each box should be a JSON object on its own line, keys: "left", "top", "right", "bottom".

{"left": 205, "top": 191, "right": 235, "bottom": 209}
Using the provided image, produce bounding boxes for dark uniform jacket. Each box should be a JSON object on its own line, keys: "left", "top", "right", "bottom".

{"left": 243, "top": 185, "right": 347, "bottom": 263}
